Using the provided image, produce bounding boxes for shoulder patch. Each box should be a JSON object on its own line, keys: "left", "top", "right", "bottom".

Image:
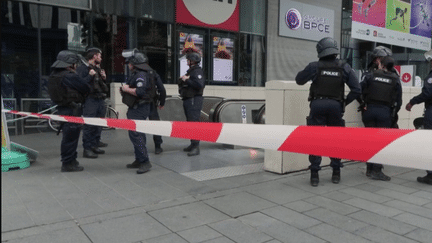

{"left": 198, "top": 75, "right": 202, "bottom": 79}
{"left": 428, "top": 78, "right": 432, "bottom": 84}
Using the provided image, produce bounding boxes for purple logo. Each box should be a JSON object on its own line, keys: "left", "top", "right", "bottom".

{"left": 286, "top": 8, "right": 302, "bottom": 30}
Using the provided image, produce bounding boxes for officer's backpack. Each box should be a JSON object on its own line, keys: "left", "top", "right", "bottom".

{"left": 48, "top": 70, "right": 70, "bottom": 106}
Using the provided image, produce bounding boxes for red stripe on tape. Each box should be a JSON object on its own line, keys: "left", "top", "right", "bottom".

{"left": 278, "top": 126, "right": 413, "bottom": 162}
{"left": 63, "top": 115, "right": 85, "bottom": 124}
{"left": 106, "top": 118, "right": 136, "bottom": 131}
{"left": 171, "top": 121, "right": 223, "bottom": 142}
{"left": 30, "top": 112, "right": 51, "bottom": 120}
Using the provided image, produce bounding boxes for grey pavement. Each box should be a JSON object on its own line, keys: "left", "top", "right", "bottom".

{"left": 2, "top": 129, "right": 432, "bottom": 243}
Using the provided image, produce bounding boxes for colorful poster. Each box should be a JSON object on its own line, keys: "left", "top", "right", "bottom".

{"left": 386, "top": 0, "right": 411, "bottom": 33}
{"left": 179, "top": 32, "right": 203, "bottom": 77}
{"left": 213, "top": 37, "right": 234, "bottom": 82}
{"left": 351, "top": 0, "right": 431, "bottom": 51}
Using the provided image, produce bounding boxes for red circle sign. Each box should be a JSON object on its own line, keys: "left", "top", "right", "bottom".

{"left": 402, "top": 73, "right": 411, "bottom": 83}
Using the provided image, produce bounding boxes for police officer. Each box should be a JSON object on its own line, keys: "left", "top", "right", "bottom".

{"left": 120, "top": 49, "right": 153, "bottom": 174}
{"left": 179, "top": 52, "right": 205, "bottom": 156}
{"left": 77, "top": 47, "right": 108, "bottom": 159}
{"left": 406, "top": 49, "right": 432, "bottom": 185}
{"left": 48, "top": 50, "right": 90, "bottom": 172}
{"left": 295, "top": 37, "right": 361, "bottom": 187}
{"left": 148, "top": 66, "right": 166, "bottom": 155}
{"left": 360, "top": 56, "right": 402, "bottom": 181}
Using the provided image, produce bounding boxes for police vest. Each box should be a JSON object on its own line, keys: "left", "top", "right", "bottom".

{"left": 88, "top": 65, "right": 108, "bottom": 98}
{"left": 364, "top": 70, "right": 399, "bottom": 107}
{"left": 48, "top": 70, "right": 85, "bottom": 106}
{"left": 147, "top": 70, "right": 158, "bottom": 102}
{"left": 178, "top": 66, "right": 204, "bottom": 98}
{"left": 309, "top": 61, "right": 345, "bottom": 101}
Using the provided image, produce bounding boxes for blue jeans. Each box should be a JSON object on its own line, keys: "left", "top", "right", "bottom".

{"left": 127, "top": 103, "right": 151, "bottom": 163}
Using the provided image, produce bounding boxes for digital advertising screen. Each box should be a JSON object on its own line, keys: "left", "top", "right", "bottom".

{"left": 212, "top": 37, "right": 234, "bottom": 82}
{"left": 179, "top": 32, "right": 203, "bottom": 77}
{"left": 352, "top": 0, "right": 431, "bottom": 51}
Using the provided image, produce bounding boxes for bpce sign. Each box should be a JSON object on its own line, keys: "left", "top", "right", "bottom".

{"left": 286, "top": 8, "right": 331, "bottom": 33}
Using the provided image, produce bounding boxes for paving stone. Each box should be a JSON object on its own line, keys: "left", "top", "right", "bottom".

{"left": 143, "top": 233, "right": 188, "bottom": 243}
{"left": 203, "top": 191, "right": 276, "bottom": 217}
{"left": 343, "top": 198, "right": 403, "bottom": 217}
{"left": 354, "top": 225, "right": 418, "bottom": 243}
{"left": 238, "top": 212, "right": 326, "bottom": 243}
{"left": 367, "top": 181, "right": 419, "bottom": 194}
{"left": 306, "top": 224, "right": 372, "bottom": 243}
{"left": 1, "top": 221, "right": 77, "bottom": 242}
{"left": 282, "top": 200, "right": 319, "bottom": 213}
{"left": 404, "top": 228, "right": 432, "bottom": 243}
{"left": 375, "top": 189, "right": 431, "bottom": 206}
{"left": 304, "top": 208, "right": 368, "bottom": 232}
{"left": 24, "top": 200, "right": 72, "bottom": 225}
{"left": 339, "top": 188, "right": 392, "bottom": 203}
{"left": 410, "top": 191, "right": 432, "bottom": 200}
{"left": 77, "top": 207, "right": 146, "bottom": 225}
{"left": 304, "top": 195, "right": 361, "bottom": 215}
{"left": 148, "top": 202, "right": 230, "bottom": 232}
{"left": 384, "top": 200, "right": 432, "bottom": 219}
{"left": 201, "top": 237, "right": 235, "bottom": 243}
{"left": 208, "top": 218, "right": 273, "bottom": 243}
{"left": 60, "top": 197, "right": 106, "bottom": 219}
{"left": 3, "top": 226, "right": 91, "bottom": 243}
{"left": 177, "top": 225, "right": 222, "bottom": 243}
{"left": 393, "top": 212, "right": 432, "bottom": 231}
{"left": 354, "top": 183, "right": 384, "bottom": 193}
{"left": 80, "top": 213, "right": 171, "bottom": 243}
{"left": 322, "top": 191, "right": 355, "bottom": 202}
{"left": 244, "top": 181, "right": 315, "bottom": 204}
{"left": 423, "top": 202, "right": 432, "bottom": 210}
{"left": 1, "top": 208, "right": 36, "bottom": 232}
{"left": 261, "top": 206, "right": 321, "bottom": 230}
{"left": 349, "top": 210, "right": 416, "bottom": 235}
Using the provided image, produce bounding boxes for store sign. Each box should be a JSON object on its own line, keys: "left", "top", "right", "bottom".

{"left": 21, "top": 0, "right": 91, "bottom": 10}
{"left": 394, "top": 65, "right": 416, "bottom": 87}
{"left": 351, "top": 0, "right": 431, "bottom": 51}
{"left": 279, "top": 0, "right": 334, "bottom": 41}
{"left": 176, "top": 0, "right": 239, "bottom": 32}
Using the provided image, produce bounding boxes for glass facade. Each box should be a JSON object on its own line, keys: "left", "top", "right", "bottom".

{"left": 1, "top": 0, "right": 267, "bottom": 107}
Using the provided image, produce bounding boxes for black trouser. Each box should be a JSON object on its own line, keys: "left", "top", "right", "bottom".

{"left": 307, "top": 99, "right": 345, "bottom": 171}
{"left": 57, "top": 106, "right": 82, "bottom": 164}
{"left": 362, "top": 104, "right": 392, "bottom": 171}
{"left": 424, "top": 106, "right": 432, "bottom": 175}
{"left": 183, "top": 96, "right": 204, "bottom": 146}
{"left": 82, "top": 96, "right": 106, "bottom": 150}
{"left": 127, "top": 103, "right": 151, "bottom": 163}
{"left": 149, "top": 103, "right": 162, "bottom": 147}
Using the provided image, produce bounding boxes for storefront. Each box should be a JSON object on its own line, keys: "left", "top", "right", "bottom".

{"left": 1, "top": 0, "right": 267, "bottom": 106}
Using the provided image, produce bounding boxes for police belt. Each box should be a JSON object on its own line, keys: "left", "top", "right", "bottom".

{"left": 136, "top": 99, "right": 151, "bottom": 105}
{"left": 311, "top": 96, "right": 342, "bottom": 102}
{"left": 89, "top": 93, "right": 107, "bottom": 99}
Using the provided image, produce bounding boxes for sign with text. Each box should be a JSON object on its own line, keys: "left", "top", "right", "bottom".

{"left": 394, "top": 65, "right": 416, "bottom": 86}
{"left": 279, "top": 0, "right": 335, "bottom": 41}
{"left": 352, "top": 0, "right": 431, "bottom": 51}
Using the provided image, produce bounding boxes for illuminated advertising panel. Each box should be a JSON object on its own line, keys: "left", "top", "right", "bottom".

{"left": 179, "top": 32, "right": 204, "bottom": 76}
{"left": 213, "top": 37, "right": 234, "bottom": 82}
{"left": 352, "top": 0, "right": 431, "bottom": 51}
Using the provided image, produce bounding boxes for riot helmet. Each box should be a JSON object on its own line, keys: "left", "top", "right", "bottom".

{"left": 368, "top": 46, "right": 392, "bottom": 69}
{"left": 316, "top": 37, "right": 339, "bottom": 58}
{"left": 122, "top": 48, "right": 149, "bottom": 70}
{"left": 186, "top": 52, "right": 201, "bottom": 64}
{"left": 51, "top": 50, "right": 80, "bottom": 68}
{"left": 424, "top": 49, "right": 432, "bottom": 62}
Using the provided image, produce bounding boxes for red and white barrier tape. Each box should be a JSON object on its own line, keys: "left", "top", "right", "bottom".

{"left": 3, "top": 109, "right": 431, "bottom": 171}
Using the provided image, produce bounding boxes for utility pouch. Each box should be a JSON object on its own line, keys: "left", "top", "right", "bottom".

{"left": 122, "top": 92, "right": 138, "bottom": 108}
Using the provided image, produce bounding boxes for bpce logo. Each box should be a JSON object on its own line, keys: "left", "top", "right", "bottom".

{"left": 286, "top": 8, "right": 302, "bottom": 30}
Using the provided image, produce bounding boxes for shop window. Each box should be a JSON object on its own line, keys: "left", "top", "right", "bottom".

{"left": 239, "top": 34, "right": 265, "bottom": 87}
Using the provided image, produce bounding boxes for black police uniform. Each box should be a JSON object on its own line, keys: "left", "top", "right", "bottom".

{"left": 125, "top": 68, "right": 153, "bottom": 165}
{"left": 49, "top": 70, "right": 90, "bottom": 166}
{"left": 77, "top": 64, "right": 108, "bottom": 153}
{"left": 409, "top": 70, "right": 432, "bottom": 176}
{"left": 179, "top": 64, "right": 205, "bottom": 148}
{"left": 148, "top": 71, "right": 166, "bottom": 149}
{"left": 296, "top": 59, "right": 361, "bottom": 172}
{"left": 361, "top": 70, "right": 402, "bottom": 173}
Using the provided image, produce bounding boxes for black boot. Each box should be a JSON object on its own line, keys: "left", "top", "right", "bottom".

{"left": 417, "top": 174, "right": 432, "bottom": 185}
{"left": 137, "top": 161, "right": 152, "bottom": 174}
{"left": 332, "top": 169, "right": 340, "bottom": 184}
{"left": 187, "top": 146, "right": 200, "bottom": 156}
{"left": 366, "top": 163, "right": 373, "bottom": 177}
{"left": 126, "top": 160, "right": 140, "bottom": 169}
{"left": 183, "top": 144, "right": 194, "bottom": 152}
{"left": 61, "top": 161, "right": 84, "bottom": 172}
{"left": 310, "top": 170, "right": 319, "bottom": 187}
{"left": 91, "top": 147, "right": 105, "bottom": 154}
{"left": 83, "top": 149, "right": 98, "bottom": 159}
{"left": 155, "top": 145, "right": 163, "bottom": 154}
{"left": 98, "top": 141, "right": 108, "bottom": 147}
{"left": 370, "top": 168, "right": 391, "bottom": 181}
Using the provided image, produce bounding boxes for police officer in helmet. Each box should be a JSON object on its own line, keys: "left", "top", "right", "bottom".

{"left": 406, "top": 49, "right": 432, "bottom": 185}
{"left": 179, "top": 51, "right": 205, "bottom": 156}
{"left": 360, "top": 56, "right": 402, "bottom": 181}
{"left": 120, "top": 49, "right": 154, "bottom": 174}
{"left": 48, "top": 50, "right": 90, "bottom": 172}
{"left": 296, "top": 37, "right": 361, "bottom": 187}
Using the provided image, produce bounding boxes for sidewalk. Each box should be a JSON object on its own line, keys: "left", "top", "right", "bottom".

{"left": 2, "top": 129, "right": 432, "bottom": 243}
